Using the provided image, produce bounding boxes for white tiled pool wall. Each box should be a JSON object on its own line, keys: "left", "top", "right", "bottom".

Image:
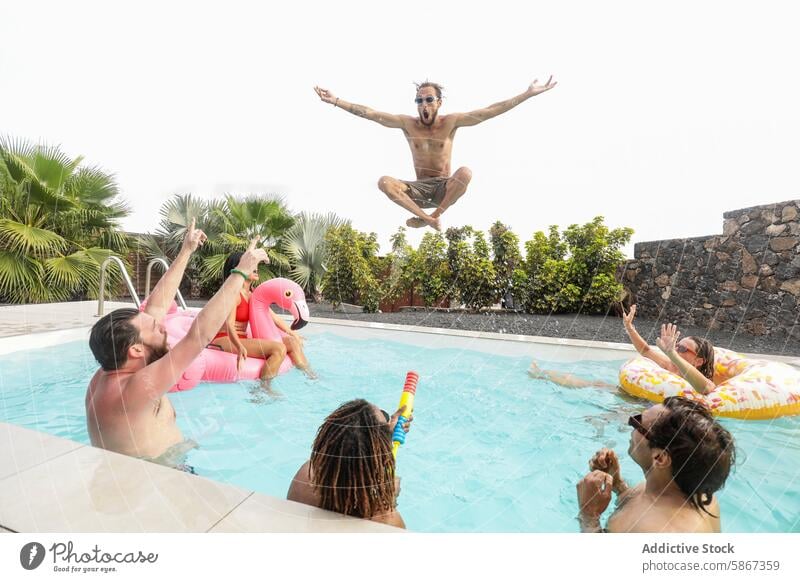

{"left": 1, "top": 304, "right": 798, "bottom": 533}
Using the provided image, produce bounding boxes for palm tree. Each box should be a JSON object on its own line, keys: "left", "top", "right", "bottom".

{"left": 282, "top": 212, "right": 349, "bottom": 300}
{"left": 0, "top": 136, "right": 130, "bottom": 303}
{"left": 151, "top": 193, "right": 296, "bottom": 291}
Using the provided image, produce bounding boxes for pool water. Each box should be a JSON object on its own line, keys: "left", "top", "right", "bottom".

{"left": 1, "top": 332, "right": 799, "bottom": 532}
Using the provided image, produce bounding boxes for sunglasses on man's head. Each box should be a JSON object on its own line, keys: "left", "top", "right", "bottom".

{"left": 380, "top": 409, "right": 391, "bottom": 423}
{"left": 415, "top": 96, "right": 437, "bottom": 104}
{"left": 628, "top": 413, "right": 650, "bottom": 437}
{"left": 675, "top": 344, "right": 696, "bottom": 355}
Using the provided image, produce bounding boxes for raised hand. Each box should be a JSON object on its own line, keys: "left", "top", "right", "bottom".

{"left": 656, "top": 323, "right": 681, "bottom": 354}
{"left": 589, "top": 448, "right": 621, "bottom": 483}
{"left": 236, "top": 237, "right": 270, "bottom": 274}
{"left": 528, "top": 75, "right": 557, "bottom": 96}
{"left": 577, "top": 470, "right": 613, "bottom": 520}
{"left": 314, "top": 86, "right": 337, "bottom": 104}
{"left": 622, "top": 304, "right": 637, "bottom": 330}
{"left": 181, "top": 218, "right": 207, "bottom": 254}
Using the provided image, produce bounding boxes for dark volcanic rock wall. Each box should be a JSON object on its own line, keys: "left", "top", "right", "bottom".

{"left": 623, "top": 200, "right": 800, "bottom": 339}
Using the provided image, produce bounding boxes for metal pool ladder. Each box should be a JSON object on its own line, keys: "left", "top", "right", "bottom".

{"left": 96, "top": 257, "right": 187, "bottom": 316}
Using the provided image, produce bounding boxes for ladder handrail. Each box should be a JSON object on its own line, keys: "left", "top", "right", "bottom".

{"left": 145, "top": 258, "right": 188, "bottom": 310}
{"left": 97, "top": 256, "right": 141, "bottom": 316}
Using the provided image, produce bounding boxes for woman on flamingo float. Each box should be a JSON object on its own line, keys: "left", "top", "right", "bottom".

{"left": 209, "top": 250, "right": 314, "bottom": 387}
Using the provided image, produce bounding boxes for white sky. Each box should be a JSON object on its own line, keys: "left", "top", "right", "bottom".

{"left": 2, "top": 1, "right": 799, "bottom": 257}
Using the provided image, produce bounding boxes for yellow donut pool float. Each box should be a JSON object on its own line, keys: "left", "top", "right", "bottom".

{"left": 619, "top": 348, "right": 800, "bottom": 420}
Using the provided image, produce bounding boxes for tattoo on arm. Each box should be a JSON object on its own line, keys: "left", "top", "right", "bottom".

{"left": 350, "top": 105, "right": 368, "bottom": 118}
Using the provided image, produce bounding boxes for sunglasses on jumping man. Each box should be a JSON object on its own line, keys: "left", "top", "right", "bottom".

{"left": 415, "top": 96, "right": 437, "bottom": 104}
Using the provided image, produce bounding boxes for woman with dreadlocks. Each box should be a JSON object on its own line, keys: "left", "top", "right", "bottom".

{"left": 529, "top": 306, "right": 717, "bottom": 395}
{"left": 287, "top": 399, "right": 413, "bottom": 528}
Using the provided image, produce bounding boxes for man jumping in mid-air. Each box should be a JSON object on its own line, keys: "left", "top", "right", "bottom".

{"left": 314, "top": 77, "right": 557, "bottom": 230}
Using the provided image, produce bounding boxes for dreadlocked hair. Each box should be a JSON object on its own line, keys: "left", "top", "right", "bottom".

{"left": 647, "top": 396, "right": 736, "bottom": 516}
{"left": 310, "top": 399, "right": 396, "bottom": 518}
{"left": 688, "top": 336, "right": 715, "bottom": 380}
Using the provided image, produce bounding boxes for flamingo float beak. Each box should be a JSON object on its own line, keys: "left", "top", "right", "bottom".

{"left": 291, "top": 299, "right": 310, "bottom": 330}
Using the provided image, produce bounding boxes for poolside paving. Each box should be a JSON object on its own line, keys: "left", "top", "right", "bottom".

{"left": 0, "top": 300, "right": 135, "bottom": 338}
{"left": 0, "top": 423, "right": 400, "bottom": 533}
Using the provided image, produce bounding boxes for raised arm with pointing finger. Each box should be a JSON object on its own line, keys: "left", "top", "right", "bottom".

{"left": 129, "top": 238, "right": 270, "bottom": 403}
{"left": 145, "top": 218, "right": 206, "bottom": 322}
{"left": 88, "top": 231, "right": 270, "bottom": 460}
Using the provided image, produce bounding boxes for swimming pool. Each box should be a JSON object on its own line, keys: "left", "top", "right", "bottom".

{"left": 1, "top": 325, "right": 799, "bottom": 532}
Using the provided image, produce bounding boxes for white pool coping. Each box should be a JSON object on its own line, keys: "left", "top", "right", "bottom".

{"left": 1, "top": 306, "right": 798, "bottom": 366}
{"left": 0, "top": 422, "right": 398, "bottom": 533}
{"left": 1, "top": 301, "right": 799, "bottom": 533}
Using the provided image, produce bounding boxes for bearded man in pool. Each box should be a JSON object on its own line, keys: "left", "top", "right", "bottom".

{"left": 314, "top": 77, "right": 557, "bottom": 230}
{"left": 86, "top": 223, "right": 269, "bottom": 464}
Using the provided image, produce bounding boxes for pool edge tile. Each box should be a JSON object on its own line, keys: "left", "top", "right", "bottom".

{"left": 208, "top": 492, "right": 402, "bottom": 533}
{"left": 0, "top": 440, "right": 253, "bottom": 533}
{"left": 0, "top": 422, "right": 85, "bottom": 481}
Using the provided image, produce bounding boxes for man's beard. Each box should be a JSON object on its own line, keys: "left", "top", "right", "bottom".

{"left": 144, "top": 340, "right": 169, "bottom": 364}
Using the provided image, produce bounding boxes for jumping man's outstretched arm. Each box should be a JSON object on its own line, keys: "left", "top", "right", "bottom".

{"left": 314, "top": 86, "right": 405, "bottom": 128}
{"left": 455, "top": 76, "right": 557, "bottom": 128}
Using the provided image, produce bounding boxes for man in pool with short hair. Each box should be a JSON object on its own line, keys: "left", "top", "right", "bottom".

{"left": 314, "top": 77, "right": 557, "bottom": 230}
{"left": 576, "top": 396, "right": 735, "bottom": 533}
{"left": 86, "top": 222, "right": 269, "bottom": 463}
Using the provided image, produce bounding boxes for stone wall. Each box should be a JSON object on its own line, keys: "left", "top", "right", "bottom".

{"left": 622, "top": 200, "right": 800, "bottom": 338}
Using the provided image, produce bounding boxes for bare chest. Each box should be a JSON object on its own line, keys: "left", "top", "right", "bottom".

{"left": 404, "top": 129, "right": 453, "bottom": 155}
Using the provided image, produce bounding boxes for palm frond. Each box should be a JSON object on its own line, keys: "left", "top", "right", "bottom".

{"left": 65, "top": 165, "right": 121, "bottom": 205}
{"left": 0, "top": 250, "right": 50, "bottom": 303}
{"left": 281, "top": 212, "right": 347, "bottom": 293}
{"left": 81, "top": 247, "right": 130, "bottom": 300}
{"left": 201, "top": 253, "right": 228, "bottom": 286}
{"left": 0, "top": 137, "right": 78, "bottom": 211}
{"left": 0, "top": 219, "right": 67, "bottom": 256}
{"left": 43, "top": 251, "right": 98, "bottom": 295}
{"left": 32, "top": 145, "right": 80, "bottom": 194}
{"left": 157, "top": 193, "right": 208, "bottom": 232}
{"left": 134, "top": 234, "right": 169, "bottom": 262}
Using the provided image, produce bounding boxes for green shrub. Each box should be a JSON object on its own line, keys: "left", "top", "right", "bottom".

{"left": 380, "top": 227, "right": 416, "bottom": 306}
{"left": 445, "top": 226, "right": 496, "bottom": 310}
{"left": 322, "top": 225, "right": 382, "bottom": 312}
{"left": 407, "top": 231, "right": 450, "bottom": 307}
{"left": 513, "top": 217, "right": 633, "bottom": 315}
{"left": 489, "top": 222, "right": 522, "bottom": 306}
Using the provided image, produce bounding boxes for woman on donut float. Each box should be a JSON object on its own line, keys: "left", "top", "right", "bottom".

{"left": 621, "top": 305, "right": 715, "bottom": 394}
{"left": 530, "top": 305, "right": 800, "bottom": 419}
{"left": 208, "top": 251, "right": 315, "bottom": 384}
{"left": 529, "top": 304, "right": 715, "bottom": 394}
